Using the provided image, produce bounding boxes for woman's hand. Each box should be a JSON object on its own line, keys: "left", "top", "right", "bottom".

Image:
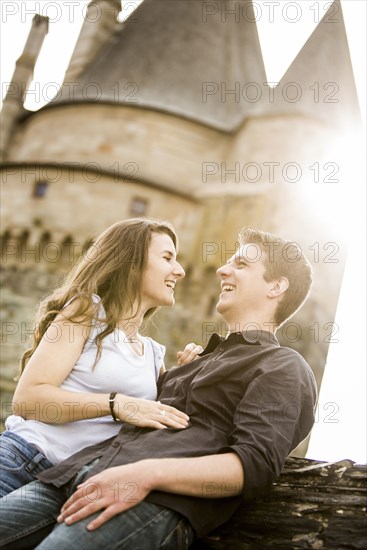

{"left": 176, "top": 343, "right": 204, "bottom": 366}
{"left": 114, "top": 395, "right": 189, "bottom": 430}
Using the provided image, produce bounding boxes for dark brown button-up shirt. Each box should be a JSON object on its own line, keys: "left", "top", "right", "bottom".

{"left": 39, "top": 331, "right": 317, "bottom": 537}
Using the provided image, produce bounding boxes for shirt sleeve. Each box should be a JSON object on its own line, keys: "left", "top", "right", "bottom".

{"left": 220, "top": 348, "right": 317, "bottom": 501}
{"left": 148, "top": 339, "right": 166, "bottom": 381}
{"left": 81, "top": 294, "right": 106, "bottom": 353}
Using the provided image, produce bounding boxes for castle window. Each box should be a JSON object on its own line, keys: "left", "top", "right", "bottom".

{"left": 17, "top": 229, "right": 30, "bottom": 259}
{"left": 130, "top": 197, "right": 148, "bottom": 216}
{"left": 32, "top": 181, "right": 48, "bottom": 198}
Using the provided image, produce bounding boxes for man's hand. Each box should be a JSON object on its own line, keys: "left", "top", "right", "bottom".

{"left": 177, "top": 342, "right": 203, "bottom": 366}
{"left": 57, "top": 462, "right": 151, "bottom": 531}
{"left": 57, "top": 454, "right": 244, "bottom": 531}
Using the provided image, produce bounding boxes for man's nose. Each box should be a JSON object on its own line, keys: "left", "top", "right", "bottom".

{"left": 216, "top": 264, "right": 230, "bottom": 278}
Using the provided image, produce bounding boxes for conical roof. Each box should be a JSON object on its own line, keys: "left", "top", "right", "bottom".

{"left": 272, "top": 0, "right": 360, "bottom": 127}
{"left": 51, "top": 0, "right": 359, "bottom": 131}
{"left": 53, "top": 0, "right": 267, "bottom": 131}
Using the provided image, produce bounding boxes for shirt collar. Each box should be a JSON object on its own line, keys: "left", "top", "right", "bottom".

{"left": 201, "top": 330, "right": 279, "bottom": 355}
{"left": 240, "top": 330, "right": 280, "bottom": 347}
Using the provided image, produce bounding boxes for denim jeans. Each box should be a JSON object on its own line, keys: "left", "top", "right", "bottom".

{"left": 0, "top": 460, "right": 195, "bottom": 549}
{"left": 0, "top": 432, "right": 54, "bottom": 497}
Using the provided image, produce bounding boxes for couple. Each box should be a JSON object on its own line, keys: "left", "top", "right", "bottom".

{"left": 0, "top": 217, "right": 317, "bottom": 549}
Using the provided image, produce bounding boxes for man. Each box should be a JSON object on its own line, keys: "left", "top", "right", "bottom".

{"left": 0, "top": 228, "right": 317, "bottom": 549}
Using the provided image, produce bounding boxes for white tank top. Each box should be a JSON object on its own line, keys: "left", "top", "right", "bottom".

{"left": 6, "top": 295, "right": 165, "bottom": 464}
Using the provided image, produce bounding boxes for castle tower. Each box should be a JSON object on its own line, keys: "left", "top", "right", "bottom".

{"left": 57, "top": 0, "right": 266, "bottom": 131}
{"left": 0, "top": 14, "right": 49, "bottom": 161}
{"left": 272, "top": 0, "right": 360, "bottom": 128}
{"left": 63, "top": 0, "right": 122, "bottom": 83}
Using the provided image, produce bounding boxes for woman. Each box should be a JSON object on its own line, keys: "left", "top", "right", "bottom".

{"left": 0, "top": 218, "right": 202, "bottom": 497}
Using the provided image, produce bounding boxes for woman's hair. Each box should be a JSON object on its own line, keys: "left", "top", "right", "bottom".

{"left": 20, "top": 218, "right": 177, "bottom": 373}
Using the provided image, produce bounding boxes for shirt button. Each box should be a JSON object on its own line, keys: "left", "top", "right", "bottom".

{"left": 219, "top": 347, "right": 224, "bottom": 352}
{"left": 112, "top": 442, "right": 119, "bottom": 448}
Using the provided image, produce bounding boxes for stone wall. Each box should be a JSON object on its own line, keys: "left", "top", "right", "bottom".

{"left": 0, "top": 164, "right": 202, "bottom": 261}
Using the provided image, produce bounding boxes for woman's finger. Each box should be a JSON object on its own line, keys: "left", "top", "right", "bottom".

{"left": 184, "top": 348, "right": 202, "bottom": 361}
{"left": 177, "top": 343, "right": 203, "bottom": 365}
{"left": 155, "top": 407, "right": 189, "bottom": 429}
{"left": 155, "top": 416, "right": 187, "bottom": 429}
{"left": 162, "top": 405, "right": 189, "bottom": 421}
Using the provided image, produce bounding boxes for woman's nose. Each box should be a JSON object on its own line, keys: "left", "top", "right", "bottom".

{"left": 173, "top": 262, "right": 185, "bottom": 279}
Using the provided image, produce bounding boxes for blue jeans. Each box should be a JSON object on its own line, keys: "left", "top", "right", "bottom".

{"left": 0, "top": 432, "right": 54, "bottom": 497}
{"left": 0, "top": 461, "right": 195, "bottom": 549}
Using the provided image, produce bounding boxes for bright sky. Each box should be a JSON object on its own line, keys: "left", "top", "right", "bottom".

{"left": 0, "top": 0, "right": 366, "bottom": 463}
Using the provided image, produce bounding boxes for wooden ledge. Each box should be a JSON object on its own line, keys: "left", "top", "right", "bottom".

{"left": 192, "top": 457, "right": 367, "bottom": 549}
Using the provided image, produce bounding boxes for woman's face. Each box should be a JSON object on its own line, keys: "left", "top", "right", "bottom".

{"left": 140, "top": 232, "right": 185, "bottom": 310}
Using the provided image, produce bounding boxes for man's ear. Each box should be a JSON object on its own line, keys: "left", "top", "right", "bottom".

{"left": 268, "top": 277, "right": 289, "bottom": 298}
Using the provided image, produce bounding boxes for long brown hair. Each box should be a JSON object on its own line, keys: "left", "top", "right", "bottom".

{"left": 20, "top": 218, "right": 178, "bottom": 373}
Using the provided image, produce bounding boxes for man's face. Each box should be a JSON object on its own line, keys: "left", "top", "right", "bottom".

{"left": 216, "top": 243, "right": 270, "bottom": 325}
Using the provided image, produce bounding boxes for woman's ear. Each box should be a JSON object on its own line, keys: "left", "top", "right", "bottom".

{"left": 268, "top": 277, "right": 289, "bottom": 298}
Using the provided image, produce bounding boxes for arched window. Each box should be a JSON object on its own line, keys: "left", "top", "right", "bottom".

{"left": 17, "top": 229, "right": 30, "bottom": 259}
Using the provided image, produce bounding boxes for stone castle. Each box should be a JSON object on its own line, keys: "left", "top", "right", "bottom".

{"left": 0, "top": 0, "right": 361, "bottom": 448}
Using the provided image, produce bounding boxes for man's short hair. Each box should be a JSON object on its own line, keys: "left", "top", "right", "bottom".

{"left": 239, "top": 228, "right": 312, "bottom": 327}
